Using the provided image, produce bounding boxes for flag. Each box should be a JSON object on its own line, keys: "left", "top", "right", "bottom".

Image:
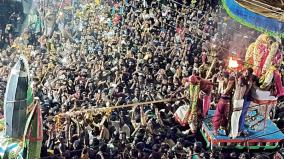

{"left": 23, "top": 100, "right": 43, "bottom": 159}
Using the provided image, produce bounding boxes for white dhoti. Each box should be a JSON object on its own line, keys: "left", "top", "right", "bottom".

{"left": 230, "top": 99, "right": 244, "bottom": 138}
{"left": 251, "top": 88, "right": 277, "bottom": 119}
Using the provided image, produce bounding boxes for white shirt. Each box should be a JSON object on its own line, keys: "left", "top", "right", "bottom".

{"left": 111, "top": 121, "right": 131, "bottom": 138}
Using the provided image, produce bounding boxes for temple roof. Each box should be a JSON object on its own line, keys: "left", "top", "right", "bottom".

{"left": 236, "top": 0, "right": 284, "bottom": 22}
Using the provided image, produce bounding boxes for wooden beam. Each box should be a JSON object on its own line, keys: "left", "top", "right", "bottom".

{"left": 57, "top": 97, "right": 184, "bottom": 117}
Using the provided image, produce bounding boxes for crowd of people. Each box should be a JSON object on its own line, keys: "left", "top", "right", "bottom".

{"left": 0, "top": 0, "right": 284, "bottom": 159}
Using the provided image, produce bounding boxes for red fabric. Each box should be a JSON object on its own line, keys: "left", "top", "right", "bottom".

{"left": 274, "top": 70, "right": 284, "bottom": 97}
{"left": 259, "top": 45, "right": 269, "bottom": 73}
{"left": 212, "top": 98, "right": 230, "bottom": 132}
{"left": 253, "top": 99, "right": 277, "bottom": 105}
{"left": 26, "top": 104, "right": 43, "bottom": 141}
{"left": 273, "top": 52, "right": 283, "bottom": 65}
{"left": 203, "top": 95, "right": 211, "bottom": 117}
{"left": 188, "top": 75, "right": 199, "bottom": 84}
{"left": 254, "top": 44, "right": 269, "bottom": 77}
{"left": 200, "top": 79, "right": 213, "bottom": 95}
{"left": 200, "top": 79, "right": 213, "bottom": 117}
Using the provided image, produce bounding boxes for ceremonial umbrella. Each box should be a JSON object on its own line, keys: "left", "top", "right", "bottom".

{"left": 4, "top": 57, "right": 29, "bottom": 138}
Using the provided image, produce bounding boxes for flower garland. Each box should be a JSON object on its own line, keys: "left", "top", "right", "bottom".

{"left": 188, "top": 83, "right": 200, "bottom": 125}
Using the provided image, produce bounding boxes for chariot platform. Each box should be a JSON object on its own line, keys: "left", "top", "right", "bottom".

{"left": 201, "top": 110, "right": 284, "bottom": 150}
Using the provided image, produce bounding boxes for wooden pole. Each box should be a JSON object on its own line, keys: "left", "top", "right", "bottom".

{"left": 206, "top": 58, "right": 217, "bottom": 79}
{"left": 56, "top": 98, "right": 184, "bottom": 117}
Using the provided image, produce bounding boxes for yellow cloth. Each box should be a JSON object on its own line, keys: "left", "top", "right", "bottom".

{"left": 260, "top": 66, "right": 276, "bottom": 89}
{"left": 245, "top": 43, "right": 255, "bottom": 68}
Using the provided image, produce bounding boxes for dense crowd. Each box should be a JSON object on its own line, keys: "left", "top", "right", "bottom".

{"left": 0, "top": 0, "right": 26, "bottom": 48}
{"left": 0, "top": 0, "right": 283, "bottom": 159}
